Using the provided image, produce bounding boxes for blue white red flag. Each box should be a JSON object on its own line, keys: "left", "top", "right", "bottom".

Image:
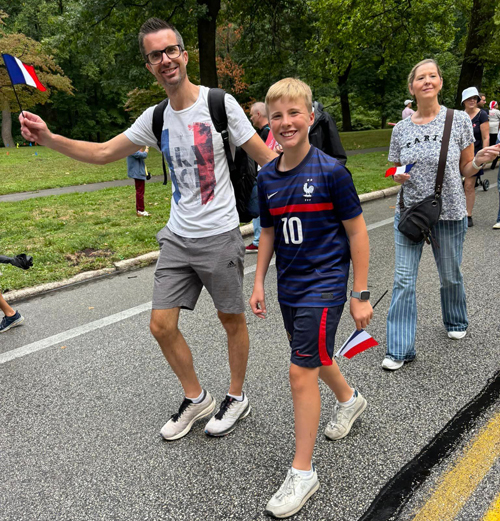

{"left": 2, "top": 54, "right": 46, "bottom": 92}
{"left": 335, "top": 329, "right": 379, "bottom": 359}
{"left": 385, "top": 163, "right": 415, "bottom": 178}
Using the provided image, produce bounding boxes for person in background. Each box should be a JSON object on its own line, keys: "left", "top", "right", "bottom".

{"left": 494, "top": 133, "right": 500, "bottom": 230}
{"left": 309, "top": 101, "right": 347, "bottom": 165}
{"left": 246, "top": 102, "right": 271, "bottom": 253}
{"left": 127, "top": 146, "right": 150, "bottom": 217}
{"left": 402, "top": 99, "right": 415, "bottom": 120}
{"left": 383, "top": 60, "right": 500, "bottom": 371}
{"left": 0, "top": 291, "right": 24, "bottom": 333}
{"left": 489, "top": 101, "right": 500, "bottom": 171}
{"left": 462, "top": 87, "right": 489, "bottom": 227}
{"left": 478, "top": 93, "right": 487, "bottom": 111}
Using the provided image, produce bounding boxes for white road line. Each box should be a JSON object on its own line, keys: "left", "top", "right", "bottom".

{"left": 0, "top": 302, "right": 152, "bottom": 365}
{"left": 0, "top": 214, "right": 401, "bottom": 365}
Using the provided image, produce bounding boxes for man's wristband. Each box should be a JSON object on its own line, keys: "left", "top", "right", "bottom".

{"left": 471, "top": 157, "right": 484, "bottom": 170}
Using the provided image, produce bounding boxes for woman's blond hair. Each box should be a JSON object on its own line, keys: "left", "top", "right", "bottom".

{"left": 265, "top": 78, "right": 313, "bottom": 113}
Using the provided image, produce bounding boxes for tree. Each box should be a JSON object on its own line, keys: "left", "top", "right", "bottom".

{"left": 0, "top": 11, "right": 73, "bottom": 146}
{"left": 454, "top": 0, "right": 500, "bottom": 107}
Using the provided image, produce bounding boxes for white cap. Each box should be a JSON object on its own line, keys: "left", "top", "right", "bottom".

{"left": 461, "top": 87, "right": 480, "bottom": 104}
{"left": 404, "top": 99, "right": 413, "bottom": 106}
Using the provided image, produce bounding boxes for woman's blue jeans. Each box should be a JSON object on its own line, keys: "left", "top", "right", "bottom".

{"left": 386, "top": 215, "right": 468, "bottom": 361}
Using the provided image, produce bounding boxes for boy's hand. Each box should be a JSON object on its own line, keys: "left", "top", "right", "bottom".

{"left": 350, "top": 299, "right": 373, "bottom": 330}
{"left": 249, "top": 287, "right": 267, "bottom": 318}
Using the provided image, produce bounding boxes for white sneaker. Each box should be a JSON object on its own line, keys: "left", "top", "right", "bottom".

{"left": 324, "top": 390, "right": 367, "bottom": 441}
{"left": 493, "top": 222, "right": 500, "bottom": 229}
{"left": 381, "top": 357, "right": 405, "bottom": 371}
{"left": 265, "top": 467, "right": 319, "bottom": 518}
{"left": 137, "top": 210, "right": 150, "bottom": 217}
{"left": 160, "top": 391, "right": 216, "bottom": 441}
{"left": 204, "top": 393, "right": 251, "bottom": 436}
{"left": 448, "top": 330, "right": 467, "bottom": 340}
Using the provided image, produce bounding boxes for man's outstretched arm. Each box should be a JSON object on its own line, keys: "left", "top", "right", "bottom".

{"left": 20, "top": 111, "right": 141, "bottom": 165}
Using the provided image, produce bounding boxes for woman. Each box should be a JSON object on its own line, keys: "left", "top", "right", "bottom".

{"left": 382, "top": 59, "right": 500, "bottom": 371}
{"left": 127, "top": 146, "right": 150, "bottom": 217}
{"left": 402, "top": 99, "right": 415, "bottom": 120}
{"left": 489, "top": 101, "right": 500, "bottom": 171}
{"left": 462, "top": 87, "right": 489, "bottom": 227}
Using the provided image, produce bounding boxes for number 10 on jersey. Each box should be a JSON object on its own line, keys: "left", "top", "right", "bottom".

{"left": 281, "top": 217, "right": 303, "bottom": 244}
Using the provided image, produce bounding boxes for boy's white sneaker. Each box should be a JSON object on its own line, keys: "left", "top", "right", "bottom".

{"left": 324, "top": 390, "right": 367, "bottom": 441}
{"left": 265, "top": 467, "right": 319, "bottom": 518}
{"left": 204, "top": 393, "right": 251, "bottom": 436}
{"left": 160, "top": 390, "right": 216, "bottom": 441}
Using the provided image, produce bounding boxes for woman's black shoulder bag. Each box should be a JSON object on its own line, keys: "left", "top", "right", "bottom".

{"left": 397, "top": 108, "right": 454, "bottom": 244}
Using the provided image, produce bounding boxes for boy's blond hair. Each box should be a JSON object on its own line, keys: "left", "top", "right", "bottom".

{"left": 265, "top": 78, "right": 313, "bottom": 114}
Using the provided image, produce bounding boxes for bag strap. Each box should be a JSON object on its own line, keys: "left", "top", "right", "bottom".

{"left": 152, "top": 98, "right": 170, "bottom": 185}
{"left": 435, "top": 108, "right": 454, "bottom": 197}
{"left": 399, "top": 108, "right": 454, "bottom": 209}
{"left": 208, "top": 88, "right": 237, "bottom": 176}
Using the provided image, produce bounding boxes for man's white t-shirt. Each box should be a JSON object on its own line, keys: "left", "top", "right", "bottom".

{"left": 124, "top": 86, "right": 255, "bottom": 238}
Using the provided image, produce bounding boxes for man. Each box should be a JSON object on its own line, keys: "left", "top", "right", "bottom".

{"left": 478, "top": 93, "right": 487, "bottom": 110}
{"left": 20, "top": 18, "right": 276, "bottom": 440}
{"left": 309, "top": 101, "right": 347, "bottom": 166}
{"left": 246, "top": 102, "right": 271, "bottom": 253}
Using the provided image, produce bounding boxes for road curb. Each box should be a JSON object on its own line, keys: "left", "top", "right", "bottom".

{"left": 4, "top": 186, "right": 398, "bottom": 303}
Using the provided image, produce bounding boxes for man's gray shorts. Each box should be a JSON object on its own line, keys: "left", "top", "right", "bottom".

{"left": 153, "top": 226, "right": 245, "bottom": 313}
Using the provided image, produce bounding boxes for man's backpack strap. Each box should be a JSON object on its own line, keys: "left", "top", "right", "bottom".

{"left": 152, "top": 98, "right": 169, "bottom": 185}
{"left": 207, "top": 88, "right": 237, "bottom": 176}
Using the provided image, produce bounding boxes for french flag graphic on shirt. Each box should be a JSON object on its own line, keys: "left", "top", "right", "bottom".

{"left": 385, "top": 163, "right": 415, "bottom": 177}
{"left": 161, "top": 123, "right": 216, "bottom": 205}
{"left": 2, "top": 54, "right": 46, "bottom": 91}
{"left": 335, "top": 329, "right": 379, "bottom": 359}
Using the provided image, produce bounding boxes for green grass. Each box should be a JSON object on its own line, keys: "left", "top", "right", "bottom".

{"left": 348, "top": 152, "right": 397, "bottom": 194}
{"left": 340, "top": 128, "right": 393, "bottom": 150}
{"left": 0, "top": 146, "right": 165, "bottom": 195}
{"left": 0, "top": 183, "right": 171, "bottom": 292}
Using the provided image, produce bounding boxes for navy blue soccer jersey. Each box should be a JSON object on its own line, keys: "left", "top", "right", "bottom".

{"left": 258, "top": 145, "right": 362, "bottom": 307}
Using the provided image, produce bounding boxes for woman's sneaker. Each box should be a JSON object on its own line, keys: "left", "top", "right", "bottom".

{"left": 204, "top": 393, "right": 251, "bottom": 436}
{"left": 324, "top": 390, "right": 367, "bottom": 441}
{"left": 0, "top": 311, "right": 24, "bottom": 333}
{"left": 160, "top": 390, "right": 216, "bottom": 441}
{"left": 265, "top": 466, "right": 319, "bottom": 518}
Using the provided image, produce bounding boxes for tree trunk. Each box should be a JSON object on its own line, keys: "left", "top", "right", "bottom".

{"left": 454, "top": 0, "right": 496, "bottom": 108}
{"left": 1, "top": 102, "right": 15, "bottom": 148}
{"left": 197, "top": 0, "right": 220, "bottom": 88}
{"left": 338, "top": 62, "right": 352, "bottom": 131}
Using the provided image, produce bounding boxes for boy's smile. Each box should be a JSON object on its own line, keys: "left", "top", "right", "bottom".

{"left": 268, "top": 97, "right": 314, "bottom": 152}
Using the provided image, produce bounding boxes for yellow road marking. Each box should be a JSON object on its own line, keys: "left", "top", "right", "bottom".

{"left": 484, "top": 492, "right": 500, "bottom": 521}
{"left": 412, "top": 411, "right": 500, "bottom": 521}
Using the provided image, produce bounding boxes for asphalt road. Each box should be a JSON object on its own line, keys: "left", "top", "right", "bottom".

{"left": 1, "top": 170, "right": 499, "bottom": 521}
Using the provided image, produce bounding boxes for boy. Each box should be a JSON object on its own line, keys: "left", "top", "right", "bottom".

{"left": 249, "top": 78, "right": 373, "bottom": 518}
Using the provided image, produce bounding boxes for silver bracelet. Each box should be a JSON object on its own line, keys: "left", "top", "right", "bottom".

{"left": 471, "top": 157, "right": 484, "bottom": 170}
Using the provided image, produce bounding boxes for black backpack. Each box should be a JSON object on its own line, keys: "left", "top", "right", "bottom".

{"left": 152, "top": 88, "right": 259, "bottom": 223}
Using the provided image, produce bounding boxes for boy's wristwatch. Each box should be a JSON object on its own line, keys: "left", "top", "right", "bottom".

{"left": 350, "top": 290, "right": 370, "bottom": 301}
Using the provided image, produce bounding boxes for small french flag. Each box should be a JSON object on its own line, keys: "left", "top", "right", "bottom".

{"left": 385, "top": 163, "right": 415, "bottom": 178}
{"left": 2, "top": 54, "right": 46, "bottom": 92}
{"left": 335, "top": 329, "right": 379, "bottom": 359}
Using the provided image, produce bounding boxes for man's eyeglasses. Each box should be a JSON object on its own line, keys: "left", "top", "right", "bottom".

{"left": 146, "top": 45, "right": 183, "bottom": 65}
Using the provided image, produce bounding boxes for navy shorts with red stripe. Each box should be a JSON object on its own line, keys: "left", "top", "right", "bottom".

{"left": 279, "top": 304, "right": 344, "bottom": 368}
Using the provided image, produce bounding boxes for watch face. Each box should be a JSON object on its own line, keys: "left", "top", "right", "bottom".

{"left": 360, "top": 290, "right": 370, "bottom": 300}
